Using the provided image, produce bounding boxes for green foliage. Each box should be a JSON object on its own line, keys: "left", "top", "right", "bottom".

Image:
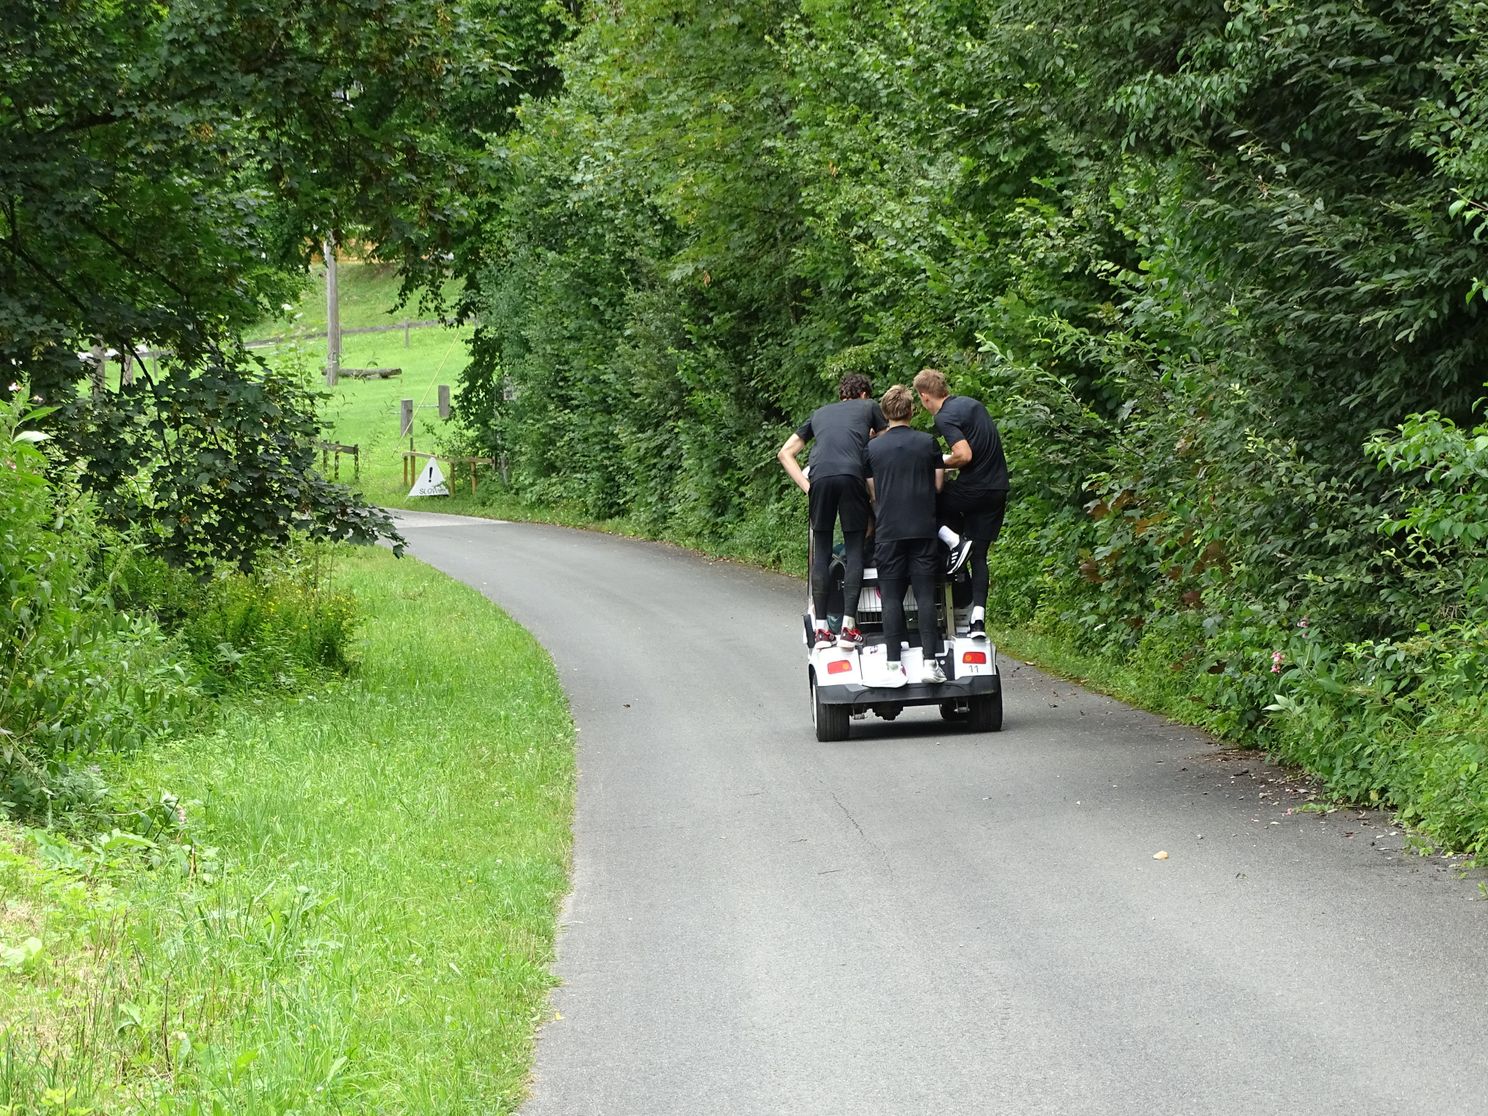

{"left": 114, "top": 549, "right": 361, "bottom": 696}
{"left": 2, "top": 0, "right": 575, "bottom": 572}
{"left": 0, "top": 390, "right": 196, "bottom": 822}
{"left": 447, "top": 0, "right": 1488, "bottom": 848}
{"left": 1259, "top": 411, "right": 1488, "bottom": 854}
{"left": 58, "top": 358, "right": 401, "bottom": 571}
{"left": 1, "top": 549, "right": 575, "bottom": 1113}
{"left": 1367, "top": 410, "right": 1488, "bottom": 606}
{"left": 2, "top": 386, "right": 366, "bottom": 824}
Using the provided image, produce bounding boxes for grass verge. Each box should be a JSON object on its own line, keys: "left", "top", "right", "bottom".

{"left": 1, "top": 546, "right": 574, "bottom": 1114}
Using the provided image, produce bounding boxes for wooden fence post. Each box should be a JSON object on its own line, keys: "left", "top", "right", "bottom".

{"left": 400, "top": 398, "right": 414, "bottom": 438}
{"left": 438, "top": 384, "right": 451, "bottom": 420}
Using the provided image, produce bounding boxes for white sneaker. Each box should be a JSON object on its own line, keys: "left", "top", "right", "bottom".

{"left": 880, "top": 662, "right": 907, "bottom": 688}
{"left": 922, "top": 659, "right": 947, "bottom": 684}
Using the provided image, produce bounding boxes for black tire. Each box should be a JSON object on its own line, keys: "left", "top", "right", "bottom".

{"left": 939, "top": 700, "right": 968, "bottom": 722}
{"left": 811, "top": 674, "right": 850, "bottom": 742}
{"left": 967, "top": 689, "right": 1003, "bottom": 732}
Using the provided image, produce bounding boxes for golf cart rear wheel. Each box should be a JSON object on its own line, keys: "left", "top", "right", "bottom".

{"left": 811, "top": 675, "right": 850, "bottom": 742}
{"left": 967, "top": 690, "right": 1003, "bottom": 733}
{"left": 939, "top": 700, "right": 968, "bottom": 722}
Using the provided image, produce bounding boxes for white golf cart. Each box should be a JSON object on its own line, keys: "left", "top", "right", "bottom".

{"left": 803, "top": 537, "right": 1003, "bottom": 741}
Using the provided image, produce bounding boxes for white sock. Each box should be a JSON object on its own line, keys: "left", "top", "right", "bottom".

{"left": 841, "top": 615, "right": 855, "bottom": 629}
{"left": 971, "top": 606, "right": 985, "bottom": 623}
{"left": 938, "top": 526, "right": 960, "bottom": 548}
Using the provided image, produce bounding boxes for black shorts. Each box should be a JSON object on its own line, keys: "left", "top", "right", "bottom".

{"left": 875, "top": 537, "right": 939, "bottom": 581}
{"left": 939, "top": 482, "right": 1007, "bottom": 543}
{"left": 809, "top": 473, "right": 870, "bottom": 533}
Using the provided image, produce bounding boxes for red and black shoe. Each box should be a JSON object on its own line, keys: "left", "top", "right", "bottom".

{"left": 836, "top": 626, "right": 865, "bottom": 650}
{"left": 813, "top": 627, "right": 834, "bottom": 649}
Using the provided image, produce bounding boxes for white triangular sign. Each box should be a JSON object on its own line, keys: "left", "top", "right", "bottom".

{"left": 409, "top": 459, "right": 450, "bottom": 497}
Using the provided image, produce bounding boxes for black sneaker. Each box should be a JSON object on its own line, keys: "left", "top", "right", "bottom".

{"left": 947, "top": 539, "right": 973, "bottom": 576}
{"left": 967, "top": 619, "right": 987, "bottom": 640}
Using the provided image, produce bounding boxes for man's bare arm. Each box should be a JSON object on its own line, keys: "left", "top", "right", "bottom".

{"left": 943, "top": 439, "right": 972, "bottom": 470}
{"left": 934, "top": 467, "right": 945, "bottom": 493}
{"left": 777, "top": 433, "right": 810, "bottom": 493}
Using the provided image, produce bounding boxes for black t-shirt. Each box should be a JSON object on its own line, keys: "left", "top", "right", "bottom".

{"left": 795, "top": 398, "right": 887, "bottom": 480}
{"left": 934, "top": 395, "right": 1008, "bottom": 493}
{"left": 866, "top": 425, "right": 940, "bottom": 542}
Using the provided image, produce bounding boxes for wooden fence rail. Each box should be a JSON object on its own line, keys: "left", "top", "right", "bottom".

{"left": 125, "top": 321, "right": 447, "bottom": 361}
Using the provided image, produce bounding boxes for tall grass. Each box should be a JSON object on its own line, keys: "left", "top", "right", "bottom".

{"left": 1, "top": 548, "right": 575, "bottom": 1113}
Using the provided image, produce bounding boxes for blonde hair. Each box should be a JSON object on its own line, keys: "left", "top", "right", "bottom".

{"left": 881, "top": 384, "right": 914, "bottom": 421}
{"left": 912, "top": 368, "right": 948, "bottom": 398}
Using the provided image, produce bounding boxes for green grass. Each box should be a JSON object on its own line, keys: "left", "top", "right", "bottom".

{"left": 252, "top": 261, "right": 462, "bottom": 338}
{"left": 0, "top": 547, "right": 575, "bottom": 1114}
{"left": 257, "top": 327, "right": 477, "bottom": 506}
{"left": 249, "top": 257, "right": 502, "bottom": 511}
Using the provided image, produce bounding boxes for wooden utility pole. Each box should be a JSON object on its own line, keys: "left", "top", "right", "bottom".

{"left": 324, "top": 236, "right": 341, "bottom": 387}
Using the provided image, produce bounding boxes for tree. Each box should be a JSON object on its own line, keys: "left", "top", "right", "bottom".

{"left": 1, "top": 0, "right": 575, "bottom": 567}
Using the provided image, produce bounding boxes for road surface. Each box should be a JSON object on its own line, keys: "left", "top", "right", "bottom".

{"left": 394, "top": 510, "right": 1487, "bottom": 1116}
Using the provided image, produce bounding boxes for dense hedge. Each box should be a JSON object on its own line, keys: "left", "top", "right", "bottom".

{"left": 453, "top": 1, "right": 1488, "bottom": 850}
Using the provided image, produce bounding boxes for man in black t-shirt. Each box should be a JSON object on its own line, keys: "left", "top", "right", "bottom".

{"left": 866, "top": 385, "right": 946, "bottom": 686}
{"left": 778, "top": 373, "right": 887, "bottom": 650}
{"left": 913, "top": 368, "right": 1009, "bottom": 640}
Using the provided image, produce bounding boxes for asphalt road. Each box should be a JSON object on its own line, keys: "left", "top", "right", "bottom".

{"left": 394, "top": 509, "right": 1488, "bottom": 1116}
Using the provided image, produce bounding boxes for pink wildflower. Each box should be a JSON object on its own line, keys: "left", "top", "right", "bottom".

{"left": 1298, "top": 617, "right": 1309, "bottom": 629}
{"left": 1271, "top": 650, "right": 1285, "bottom": 673}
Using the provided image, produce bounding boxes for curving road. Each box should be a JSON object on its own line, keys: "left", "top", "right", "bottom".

{"left": 394, "top": 509, "right": 1488, "bottom": 1116}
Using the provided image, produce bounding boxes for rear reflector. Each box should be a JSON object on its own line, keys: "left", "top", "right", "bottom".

{"left": 826, "top": 660, "right": 853, "bottom": 675}
{"left": 961, "top": 651, "right": 988, "bottom": 665}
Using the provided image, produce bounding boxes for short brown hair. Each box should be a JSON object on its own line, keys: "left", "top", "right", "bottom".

{"left": 913, "top": 368, "right": 948, "bottom": 398}
{"left": 881, "top": 384, "right": 913, "bottom": 421}
{"left": 838, "top": 373, "right": 872, "bottom": 400}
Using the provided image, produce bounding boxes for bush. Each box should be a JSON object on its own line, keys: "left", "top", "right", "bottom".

{"left": 1258, "top": 414, "right": 1488, "bottom": 850}
{"left": 111, "top": 545, "right": 362, "bottom": 696}
{"left": 3, "top": 387, "right": 361, "bottom": 825}
{"left": 1, "top": 389, "right": 197, "bottom": 822}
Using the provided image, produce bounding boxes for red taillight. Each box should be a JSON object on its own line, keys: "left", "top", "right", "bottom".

{"left": 826, "top": 659, "right": 853, "bottom": 675}
{"left": 961, "top": 651, "right": 987, "bottom": 665}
